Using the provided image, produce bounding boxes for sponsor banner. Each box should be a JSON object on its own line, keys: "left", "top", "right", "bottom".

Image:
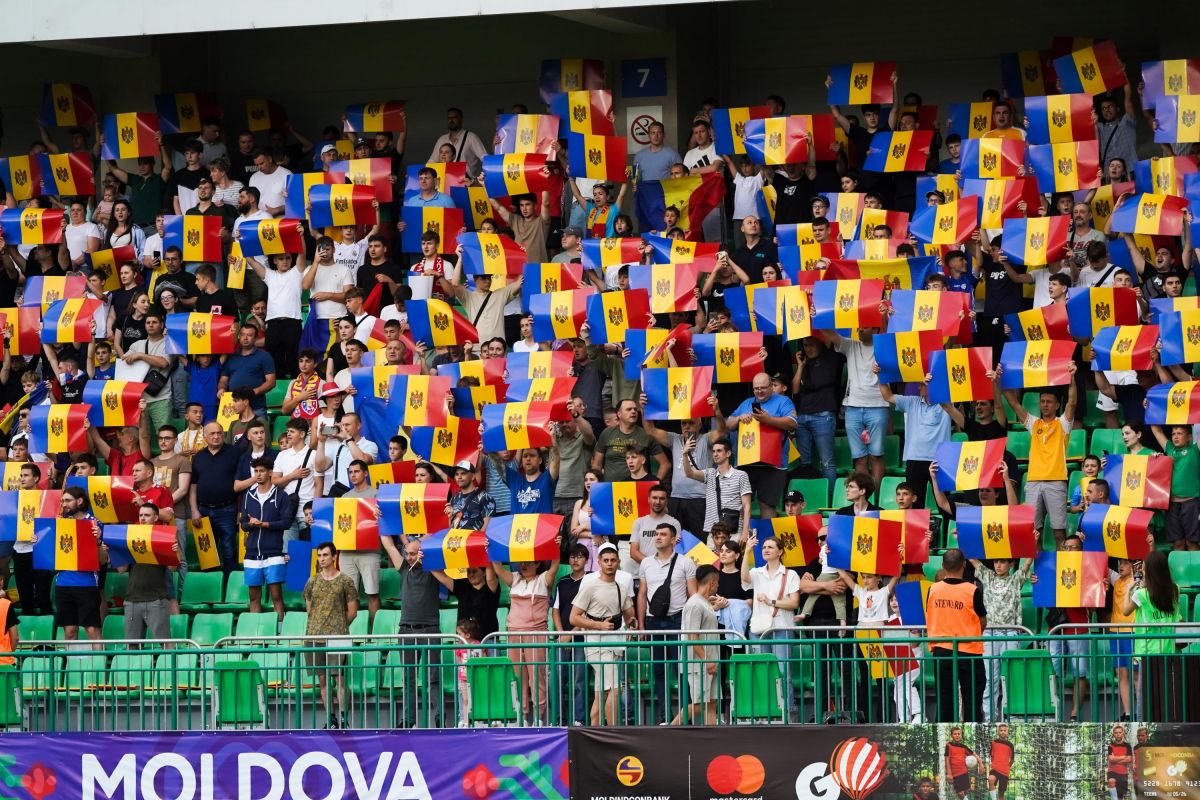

{"left": 570, "top": 724, "right": 1200, "bottom": 800}
{"left": 0, "top": 729, "right": 567, "bottom": 799}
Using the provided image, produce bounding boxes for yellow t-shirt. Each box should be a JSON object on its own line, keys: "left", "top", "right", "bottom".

{"left": 1111, "top": 575, "right": 1136, "bottom": 632}
{"left": 1027, "top": 415, "right": 1068, "bottom": 482}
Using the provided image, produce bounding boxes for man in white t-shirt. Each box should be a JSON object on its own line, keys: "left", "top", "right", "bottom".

{"left": 272, "top": 418, "right": 320, "bottom": 542}
{"left": 248, "top": 149, "right": 292, "bottom": 217}
{"left": 569, "top": 542, "right": 636, "bottom": 725}
{"left": 333, "top": 226, "right": 372, "bottom": 280}
{"left": 1075, "top": 241, "right": 1119, "bottom": 289}
{"left": 427, "top": 108, "right": 488, "bottom": 179}
{"left": 682, "top": 119, "right": 721, "bottom": 175}
{"left": 301, "top": 238, "right": 353, "bottom": 321}
{"left": 63, "top": 199, "right": 102, "bottom": 267}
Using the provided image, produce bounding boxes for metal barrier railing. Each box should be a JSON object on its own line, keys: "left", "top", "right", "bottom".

{"left": 2, "top": 627, "right": 1197, "bottom": 731}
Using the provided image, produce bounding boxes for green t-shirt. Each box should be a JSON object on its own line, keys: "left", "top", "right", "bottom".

{"left": 1163, "top": 441, "right": 1200, "bottom": 499}
{"left": 1131, "top": 586, "right": 1182, "bottom": 655}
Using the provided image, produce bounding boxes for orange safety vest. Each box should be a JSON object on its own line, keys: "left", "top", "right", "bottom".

{"left": 926, "top": 580, "right": 983, "bottom": 655}
{"left": 0, "top": 598, "right": 14, "bottom": 665}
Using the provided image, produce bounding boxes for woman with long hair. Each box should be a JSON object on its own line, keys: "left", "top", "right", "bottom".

{"left": 741, "top": 533, "right": 800, "bottom": 717}
{"left": 208, "top": 156, "right": 244, "bottom": 208}
{"left": 113, "top": 291, "right": 150, "bottom": 357}
{"left": 107, "top": 262, "right": 143, "bottom": 328}
{"left": 1122, "top": 549, "right": 1183, "bottom": 719}
{"left": 492, "top": 550, "right": 561, "bottom": 725}
{"left": 105, "top": 199, "right": 146, "bottom": 256}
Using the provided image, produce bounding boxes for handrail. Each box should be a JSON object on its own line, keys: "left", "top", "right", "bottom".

{"left": 212, "top": 633, "right": 468, "bottom": 649}
{"left": 789, "top": 624, "right": 1036, "bottom": 636}
{"left": 18, "top": 638, "right": 202, "bottom": 650}
{"left": 480, "top": 628, "right": 745, "bottom": 645}
{"left": 1047, "top": 621, "right": 1200, "bottom": 636}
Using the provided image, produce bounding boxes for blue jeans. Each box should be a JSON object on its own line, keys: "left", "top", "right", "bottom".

{"left": 202, "top": 504, "right": 239, "bottom": 575}
{"left": 643, "top": 612, "right": 682, "bottom": 723}
{"left": 845, "top": 406, "right": 888, "bottom": 459}
{"left": 557, "top": 639, "right": 588, "bottom": 724}
{"left": 795, "top": 411, "right": 837, "bottom": 491}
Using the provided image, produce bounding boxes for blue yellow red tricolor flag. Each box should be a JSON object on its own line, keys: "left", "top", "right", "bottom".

{"left": 28, "top": 404, "right": 89, "bottom": 454}
{"left": 101, "top": 113, "right": 159, "bottom": 160}
{"left": 235, "top": 218, "right": 304, "bottom": 258}
{"left": 751, "top": 514, "right": 822, "bottom": 568}
{"left": 480, "top": 402, "right": 555, "bottom": 452}
{"left": 916, "top": 173, "right": 962, "bottom": 205}
{"left": 386, "top": 374, "right": 451, "bottom": 427}
{"left": 103, "top": 525, "right": 180, "bottom": 568}
{"left": 998, "top": 340, "right": 1076, "bottom": 389}
{"left": 692, "top": 333, "right": 765, "bottom": 383}
{"left": 893, "top": 579, "right": 930, "bottom": 625}
{"left": 955, "top": 505, "right": 1037, "bottom": 560}
{"left": 736, "top": 418, "right": 785, "bottom": 469}
{"left": 1153, "top": 94, "right": 1200, "bottom": 144}
{"left": 780, "top": 286, "right": 814, "bottom": 343}
{"left": 641, "top": 367, "right": 714, "bottom": 420}
{"left": 581, "top": 236, "right": 643, "bottom": 269}
{"left": 452, "top": 385, "right": 503, "bottom": 419}
{"left": 376, "top": 483, "right": 451, "bottom": 538}
{"left": 437, "top": 358, "right": 507, "bottom": 386}
{"left": 506, "top": 350, "right": 574, "bottom": 380}
{"left": 0, "top": 306, "right": 40, "bottom": 357}
{"left": 633, "top": 174, "right": 726, "bottom": 240}
{"left": 710, "top": 106, "right": 772, "bottom": 156}
{"left": 1005, "top": 302, "right": 1072, "bottom": 343}
{"left": 567, "top": 134, "right": 627, "bottom": 182}
{"left": 1024, "top": 94, "right": 1094, "bottom": 145}
{"left": 1159, "top": 309, "right": 1200, "bottom": 366}
{"left": 485, "top": 514, "right": 563, "bottom": 562}
{"left": 1000, "top": 50, "right": 1053, "bottom": 98}
{"left": 20, "top": 275, "right": 82, "bottom": 312}
{"left": 539, "top": 58, "right": 606, "bottom": 104}
{"left": 1065, "top": 286, "right": 1142, "bottom": 338}
{"left": 1053, "top": 40, "right": 1125, "bottom": 95}
{"left": 1151, "top": 297, "right": 1200, "bottom": 323}
{"left": 1000, "top": 216, "right": 1071, "bottom": 266}
{"left": 40, "top": 298, "right": 99, "bottom": 344}
{"left": 928, "top": 347, "right": 993, "bottom": 404}
{"left": 549, "top": 90, "right": 615, "bottom": 135}
{"left": 245, "top": 98, "right": 287, "bottom": 132}
{"left": 1028, "top": 140, "right": 1101, "bottom": 193}
{"left": 812, "top": 279, "right": 886, "bottom": 331}
{"left": 343, "top": 101, "right": 406, "bottom": 133}
{"left": 585, "top": 289, "right": 651, "bottom": 344}
{"left": 864, "top": 509, "right": 931, "bottom": 565}
{"left": 862, "top": 131, "right": 933, "bottom": 173}
{"left": 643, "top": 235, "right": 720, "bottom": 268}
{"left": 186, "top": 517, "right": 222, "bottom": 571}
{"left": 311, "top": 498, "right": 381, "bottom": 551}
{"left": 409, "top": 415, "right": 482, "bottom": 468}
{"left": 624, "top": 328, "right": 671, "bottom": 371}
{"left": 873, "top": 330, "right": 942, "bottom": 383}
{"left": 421, "top": 529, "right": 490, "bottom": 570}
{"left": 165, "top": 313, "right": 236, "bottom": 355}
{"left": 1090, "top": 181, "right": 1136, "bottom": 233}
{"left": 481, "top": 153, "right": 554, "bottom": 197}
{"left": 968, "top": 178, "right": 1038, "bottom": 229}
{"left": 33, "top": 518, "right": 99, "bottom": 572}
{"left": 163, "top": 215, "right": 222, "bottom": 262}
{"left": 0, "top": 461, "right": 49, "bottom": 492}
{"left": 945, "top": 101, "right": 995, "bottom": 140}
{"left": 530, "top": 287, "right": 593, "bottom": 340}
{"left": 934, "top": 439, "right": 1005, "bottom": 492}
{"left": 628, "top": 263, "right": 701, "bottom": 313}
{"left": 778, "top": 243, "right": 842, "bottom": 278}
{"left": 857, "top": 207, "right": 910, "bottom": 240}
{"left": 1109, "top": 193, "right": 1189, "bottom": 236}
{"left": 521, "top": 262, "right": 584, "bottom": 313}
{"left": 725, "top": 283, "right": 783, "bottom": 336}
{"left": 827, "top": 61, "right": 895, "bottom": 105}
{"left": 888, "top": 289, "right": 971, "bottom": 340}
{"left": 821, "top": 193, "right": 865, "bottom": 236}
{"left": 589, "top": 482, "right": 654, "bottom": 539}
{"left": 1103, "top": 453, "right": 1173, "bottom": 509}
{"left": 495, "top": 114, "right": 559, "bottom": 155}
{"left": 328, "top": 158, "right": 393, "bottom": 203}
{"left": 400, "top": 206, "right": 464, "bottom": 254}
{"left": 0, "top": 156, "right": 41, "bottom": 203}
{"left": 154, "top": 91, "right": 220, "bottom": 135}
{"left": 36, "top": 152, "right": 95, "bottom": 197}
{"left": 349, "top": 364, "right": 415, "bottom": 400}
{"left": 1033, "top": 551, "right": 1107, "bottom": 608}
{"left": 1080, "top": 503, "right": 1153, "bottom": 560}
{"left": 404, "top": 162, "right": 469, "bottom": 203}
{"left": 81, "top": 381, "right": 146, "bottom": 428}
{"left": 406, "top": 299, "right": 480, "bottom": 348}
{"left": 742, "top": 117, "right": 810, "bottom": 165}
{"left": 63, "top": 475, "right": 137, "bottom": 525}
{"left": 40, "top": 82, "right": 95, "bottom": 127}
{"left": 1090, "top": 325, "right": 1158, "bottom": 371}
{"left": 909, "top": 196, "right": 979, "bottom": 245}
{"left": 506, "top": 378, "right": 576, "bottom": 420}
{"left": 284, "top": 172, "right": 339, "bottom": 219}
{"left": 826, "top": 515, "right": 903, "bottom": 576}
{"left": 459, "top": 232, "right": 528, "bottom": 279}
{"left": 958, "top": 139, "right": 1024, "bottom": 180}
{"left": 0, "top": 490, "right": 61, "bottom": 544}
{"left": 367, "top": 461, "right": 417, "bottom": 487}
{"left": 1142, "top": 59, "right": 1200, "bottom": 107}
{"left": 675, "top": 530, "right": 719, "bottom": 567}
{"left": 307, "top": 184, "right": 377, "bottom": 228}
{"left": 0, "top": 209, "right": 64, "bottom": 246}
{"left": 1135, "top": 156, "right": 1195, "bottom": 197}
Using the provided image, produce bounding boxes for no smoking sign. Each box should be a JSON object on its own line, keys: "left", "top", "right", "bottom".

{"left": 625, "top": 105, "right": 662, "bottom": 154}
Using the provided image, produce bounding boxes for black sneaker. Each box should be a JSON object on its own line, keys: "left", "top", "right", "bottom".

{"left": 325, "top": 715, "right": 339, "bottom": 730}
{"left": 339, "top": 712, "right": 348, "bottom": 729}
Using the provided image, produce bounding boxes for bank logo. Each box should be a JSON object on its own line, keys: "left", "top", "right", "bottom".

{"left": 616, "top": 755, "right": 644, "bottom": 786}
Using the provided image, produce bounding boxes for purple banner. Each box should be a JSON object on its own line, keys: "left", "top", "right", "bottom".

{"left": 0, "top": 729, "right": 567, "bottom": 799}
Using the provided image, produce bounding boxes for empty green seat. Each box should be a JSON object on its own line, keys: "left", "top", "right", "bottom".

{"left": 214, "top": 660, "right": 267, "bottom": 729}
{"left": 190, "top": 613, "right": 234, "bottom": 647}
{"left": 213, "top": 571, "right": 249, "bottom": 612}
{"left": 1001, "top": 649, "right": 1057, "bottom": 718}
{"left": 729, "top": 653, "right": 785, "bottom": 723}
{"left": 180, "top": 572, "right": 224, "bottom": 613}
{"left": 466, "top": 656, "right": 520, "bottom": 725}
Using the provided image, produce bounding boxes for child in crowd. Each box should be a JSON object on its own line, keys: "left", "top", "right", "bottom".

{"left": 454, "top": 618, "right": 483, "bottom": 727}
{"left": 1069, "top": 454, "right": 1101, "bottom": 514}
{"left": 796, "top": 531, "right": 847, "bottom": 627}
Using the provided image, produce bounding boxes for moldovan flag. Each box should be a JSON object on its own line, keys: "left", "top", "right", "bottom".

{"left": 1000, "top": 50, "right": 1052, "bottom": 98}
{"left": 103, "top": 525, "right": 180, "bottom": 568}
{"left": 629, "top": 263, "right": 700, "bottom": 313}
{"left": 955, "top": 505, "right": 1038, "bottom": 560}
{"left": 376, "top": 483, "right": 451, "bottom": 538}
{"left": 28, "top": 404, "right": 89, "bottom": 454}
{"left": 215, "top": 393, "right": 238, "bottom": 431}
{"left": 165, "top": 313, "right": 236, "bottom": 355}
{"left": 1109, "top": 193, "right": 1189, "bottom": 236}
{"left": 366, "top": 461, "right": 417, "bottom": 487}
{"left": 0, "top": 490, "right": 61, "bottom": 544}
{"left": 284, "top": 540, "right": 319, "bottom": 592}
{"left": 186, "top": 518, "right": 222, "bottom": 571}
{"left": 1153, "top": 94, "right": 1200, "bottom": 144}
{"left": 864, "top": 509, "right": 931, "bottom": 565}
{"left": 826, "top": 515, "right": 903, "bottom": 577}
{"left": 421, "top": 529, "right": 489, "bottom": 571}
{"left": 400, "top": 206, "right": 464, "bottom": 254}
{"left": 970, "top": 178, "right": 1036, "bottom": 229}
{"left": 458, "top": 232, "right": 527, "bottom": 282}
{"left": 409, "top": 415, "right": 482, "bottom": 467}
{"left": 521, "top": 262, "right": 584, "bottom": 313}
{"left": 343, "top": 101, "right": 406, "bottom": 133}
{"left": 84, "top": 245, "right": 137, "bottom": 289}
{"left": 862, "top": 131, "right": 933, "bottom": 173}
{"left": 585, "top": 289, "right": 651, "bottom": 344}
{"left": 675, "top": 530, "right": 719, "bottom": 567}
{"left": 1141, "top": 59, "right": 1200, "bottom": 107}
{"left": 641, "top": 367, "right": 714, "bottom": 420}
{"left": 386, "top": 374, "right": 451, "bottom": 426}
{"left": 826, "top": 61, "right": 895, "bottom": 105}
{"left": 41, "top": 82, "right": 95, "bottom": 127}
{"left": 1090, "top": 181, "right": 1136, "bottom": 233}
{"left": 101, "top": 113, "right": 159, "bottom": 159}
{"left": 65, "top": 476, "right": 138, "bottom": 524}
{"left": 163, "top": 215, "right": 222, "bottom": 263}
{"left": 644, "top": 235, "right": 721, "bottom": 269}
{"left": 0, "top": 307, "right": 40, "bottom": 357}
{"left": 32, "top": 518, "right": 99, "bottom": 572}
{"left": 894, "top": 579, "right": 930, "bottom": 625}
{"left": 589, "top": 482, "right": 654, "bottom": 539}
{"left": 154, "top": 91, "right": 221, "bottom": 134}
{"left": 873, "top": 330, "right": 942, "bottom": 383}
{"left": 285, "top": 172, "right": 339, "bottom": 219}
{"left": 742, "top": 117, "right": 809, "bottom": 165}
{"left": 81, "top": 381, "right": 146, "bottom": 427}
{"left": 857, "top": 207, "right": 910, "bottom": 240}
{"left": 581, "top": 237, "right": 643, "bottom": 269}
{"left": 1028, "top": 140, "right": 1100, "bottom": 193}
{"left": 711, "top": 106, "right": 772, "bottom": 155}
{"left": 307, "top": 184, "right": 377, "bottom": 228}
{"left": 928, "top": 347, "right": 993, "bottom": 404}
{"left": 512, "top": 351, "right": 578, "bottom": 381}
{"left": 437, "top": 358, "right": 507, "bottom": 386}
{"left": 407, "top": 163, "right": 469, "bottom": 206}
{"left": 751, "top": 514, "right": 822, "bottom": 568}
{"left": 349, "top": 364, "right": 414, "bottom": 400}
{"left": 481, "top": 154, "right": 553, "bottom": 197}
{"left": 812, "top": 279, "right": 886, "bottom": 331}
{"left": 1005, "top": 302, "right": 1071, "bottom": 342}
{"left": 530, "top": 287, "right": 593, "bottom": 340}
{"left": 822, "top": 192, "right": 866, "bottom": 235}
{"left": 888, "top": 289, "right": 969, "bottom": 339}
{"left": 1103, "top": 453, "right": 1173, "bottom": 509}
{"left": 633, "top": 174, "right": 726, "bottom": 239}
{"left": 1160, "top": 309, "right": 1200, "bottom": 366}
{"left": 624, "top": 328, "right": 671, "bottom": 371}
{"left": 406, "top": 298, "right": 479, "bottom": 347}
{"left": 1053, "top": 40, "right": 1125, "bottom": 95}
{"left": 0, "top": 463, "right": 49, "bottom": 492}
{"left": 1080, "top": 504, "right": 1153, "bottom": 560}
{"left": 245, "top": 99, "right": 287, "bottom": 132}
{"left": 37, "top": 152, "right": 95, "bottom": 197}
{"left": 549, "top": 90, "right": 615, "bottom": 135}
{"left": 495, "top": 114, "right": 559, "bottom": 155}
{"left": 539, "top": 58, "right": 606, "bottom": 104}
{"left": 1024, "top": 94, "right": 1094, "bottom": 145}
{"left": 735, "top": 418, "right": 784, "bottom": 469}
{"left": 20, "top": 276, "right": 82, "bottom": 313}
{"left": 486, "top": 513, "right": 563, "bottom": 562}
{"left": 1033, "top": 551, "right": 1107, "bottom": 608}
{"left": 452, "top": 384, "right": 501, "bottom": 419}
{"left": 856, "top": 625, "right": 920, "bottom": 680}
{"left": 945, "top": 101, "right": 995, "bottom": 140}
{"left": 959, "top": 139, "right": 1024, "bottom": 180}
{"left": 235, "top": 218, "right": 304, "bottom": 258}
{"left": 999, "top": 340, "right": 1075, "bottom": 389}
{"left": 568, "top": 134, "right": 627, "bottom": 182}
{"left": 0, "top": 156, "right": 40, "bottom": 203}
{"left": 781, "top": 286, "right": 814, "bottom": 342}
{"left": 824, "top": 257, "right": 937, "bottom": 293}
{"left": 1066, "top": 286, "right": 1142, "bottom": 338}
{"left": 311, "top": 498, "right": 381, "bottom": 551}
{"left": 1090, "top": 325, "right": 1158, "bottom": 371}
{"left": 692, "top": 333, "right": 765, "bottom": 382}
{"left": 505, "top": 377, "right": 577, "bottom": 419}
{"left": 909, "top": 197, "right": 979, "bottom": 245}
{"left": 725, "top": 284, "right": 781, "bottom": 336}
{"left": 40, "top": 298, "right": 99, "bottom": 344}
{"left": 934, "top": 439, "right": 1005, "bottom": 492}
{"left": 1000, "top": 216, "right": 1071, "bottom": 266}
{"left": 1135, "top": 156, "right": 1196, "bottom": 197}
{"left": 0, "top": 208, "right": 63, "bottom": 246}
{"left": 916, "top": 173, "right": 962, "bottom": 205}
{"left": 481, "top": 402, "right": 555, "bottom": 452}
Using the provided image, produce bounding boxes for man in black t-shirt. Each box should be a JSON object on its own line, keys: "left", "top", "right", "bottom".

{"left": 771, "top": 162, "right": 818, "bottom": 225}
{"left": 730, "top": 216, "right": 778, "bottom": 284}
{"left": 191, "top": 264, "right": 237, "bottom": 315}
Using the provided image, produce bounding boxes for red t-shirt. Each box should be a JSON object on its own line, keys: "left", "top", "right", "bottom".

{"left": 106, "top": 449, "right": 141, "bottom": 477}
{"left": 134, "top": 484, "right": 174, "bottom": 519}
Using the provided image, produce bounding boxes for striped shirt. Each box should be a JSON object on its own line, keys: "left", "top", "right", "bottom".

{"left": 700, "top": 465, "right": 752, "bottom": 535}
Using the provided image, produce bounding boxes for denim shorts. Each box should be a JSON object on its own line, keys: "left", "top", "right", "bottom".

{"left": 845, "top": 406, "right": 889, "bottom": 458}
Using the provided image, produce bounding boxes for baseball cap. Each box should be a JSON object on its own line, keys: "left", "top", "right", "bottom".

{"left": 926, "top": 190, "right": 946, "bottom": 202}
{"left": 561, "top": 226, "right": 583, "bottom": 238}
{"left": 810, "top": 195, "right": 830, "bottom": 206}
{"left": 320, "top": 143, "right": 337, "bottom": 155}
{"left": 353, "top": 136, "right": 371, "bottom": 148}
{"left": 597, "top": 542, "right": 619, "bottom": 557}
{"left": 784, "top": 490, "right": 805, "bottom": 505}
{"left": 196, "top": 175, "right": 214, "bottom": 187}
{"left": 454, "top": 460, "right": 476, "bottom": 472}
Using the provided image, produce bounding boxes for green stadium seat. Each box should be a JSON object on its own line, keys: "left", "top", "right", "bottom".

{"left": 213, "top": 571, "right": 248, "bottom": 612}
{"left": 1001, "top": 650, "right": 1056, "bottom": 718}
{"left": 1089, "top": 428, "right": 1126, "bottom": 458}
{"left": 943, "top": 520, "right": 957, "bottom": 550}
{"left": 466, "top": 656, "right": 520, "bottom": 725}
{"left": 280, "top": 611, "right": 308, "bottom": 639}
{"left": 438, "top": 608, "right": 457, "bottom": 635}
{"left": 214, "top": 660, "right": 267, "bottom": 729}
{"left": 1000, "top": 393, "right": 1019, "bottom": 427}
{"left": 1082, "top": 390, "right": 1104, "bottom": 429}
{"left": 951, "top": 431, "right": 968, "bottom": 443}
{"left": 19, "top": 615, "right": 54, "bottom": 644}
{"left": 825, "top": 479, "right": 849, "bottom": 513}
{"left": 108, "top": 653, "right": 156, "bottom": 701}
{"left": 190, "top": 613, "right": 234, "bottom": 647}
{"left": 890, "top": 408, "right": 904, "bottom": 433}
{"left": 265, "top": 383, "right": 290, "bottom": 411}
{"left": 729, "top": 653, "right": 786, "bottom": 723}
{"left": 371, "top": 609, "right": 401, "bottom": 636}
{"left": 349, "top": 611, "right": 369, "bottom": 638}
{"left": 884, "top": 434, "right": 903, "bottom": 476}
{"left": 833, "top": 437, "right": 852, "bottom": 471}
{"left": 878, "top": 477, "right": 903, "bottom": 509}
{"left": 0, "top": 666, "right": 21, "bottom": 729}
{"left": 104, "top": 571, "right": 128, "bottom": 614}
{"left": 347, "top": 649, "right": 382, "bottom": 699}
{"left": 923, "top": 555, "right": 943, "bottom": 582}
{"left": 787, "top": 478, "right": 830, "bottom": 509}
{"left": 180, "top": 572, "right": 224, "bottom": 613}
{"left": 378, "top": 568, "right": 402, "bottom": 609}
{"left": 101, "top": 615, "right": 127, "bottom": 642}
{"left": 271, "top": 415, "right": 290, "bottom": 447}
{"left": 1065, "top": 428, "right": 1086, "bottom": 462}
{"left": 169, "top": 613, "right": 188, "bottom": 641}
{"left": 1186, "top": 272, "right": 1198, "bottom": 297}
{"left": 496, "top": 606, "right": 509, "bottom": 631}
{"left": 234, "top": 612, "right": 277, "bottom": 639}
{"left": 1006, "top": 430, "right": 1031, "bottom": 461}
{"left": 1020, "top": 392, "right": 1039, "bottom": 419}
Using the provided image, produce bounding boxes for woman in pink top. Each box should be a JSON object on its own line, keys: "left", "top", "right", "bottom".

{"left": 493, "top": 550, "right": 560, "bottom": 724}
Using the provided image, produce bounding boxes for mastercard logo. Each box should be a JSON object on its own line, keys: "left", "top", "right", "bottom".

{"left": 707, "top": 754, "right": 765, "bottom": 795}
{"left": 616, "top": 755, "right": 644, "bottom": 787}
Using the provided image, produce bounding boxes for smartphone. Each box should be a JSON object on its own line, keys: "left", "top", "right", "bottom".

{"left": 152, "top": 250, "right": 161, "bottom": 265}
{"left": 751, "top": 402, "right": 762, "bottom": 413}
{"left": 320, "top": 424, "right": 338, "bottom": 437}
